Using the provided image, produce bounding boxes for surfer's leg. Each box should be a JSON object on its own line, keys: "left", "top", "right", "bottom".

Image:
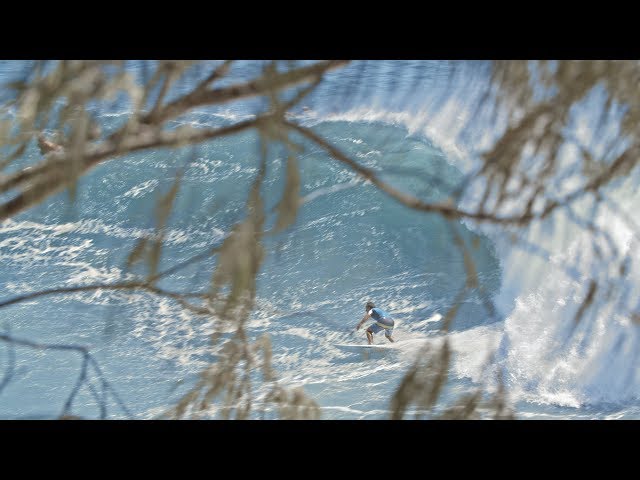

{"left": 384, "top": 321, "right": 395, "bottom": 342}
{"left": 368, "top": 323, "right": 384, "bottom": 344}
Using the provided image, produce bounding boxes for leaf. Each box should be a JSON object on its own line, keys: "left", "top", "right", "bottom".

{"left": 274, "top": 155, "right": 301, "bottom": 232}
{"left": 260, "top": 334, "right": 274, "bottom": 382}
{"left": 147, "top": 172, "right": 182, "bottom": 279}
{"left": 210, "top": 218, "right": 265, "bottom": 315}
{"left": 209, "top": 163, "right": 266, "bottom": 316}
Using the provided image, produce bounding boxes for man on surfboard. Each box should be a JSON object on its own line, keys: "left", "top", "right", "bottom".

{"left": 355, "top": 301, "right": 395, "bottom": 345}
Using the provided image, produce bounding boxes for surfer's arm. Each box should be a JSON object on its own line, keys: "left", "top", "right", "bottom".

{"left": 355, "top": 312, "right": 370, "bottom": 330}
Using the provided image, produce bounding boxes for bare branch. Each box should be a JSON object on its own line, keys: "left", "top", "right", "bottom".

{"left": 0, "top": 331, "right": 16, "bottom": 395}
{"left": 61, "top": 351, "right": 89, "bottom": 417}
{"left": 0, "top": 332, "right": 133, "bottom": 418}
{"left": 0, "top": 117, "right": 265, "bottom": 221}
{"left": 0, "top": 281, "right": 208, "bottom": 315}
{"left": 193, "top": 60, "right": 233, "bottom": 93}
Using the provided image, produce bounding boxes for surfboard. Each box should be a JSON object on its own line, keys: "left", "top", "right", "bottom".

{"left": 334, "top": 343, "right": 396, "bottom": 351}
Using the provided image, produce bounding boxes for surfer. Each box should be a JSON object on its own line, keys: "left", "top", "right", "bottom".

{"left": 355, "top": 301, "right": 395, "bottom": 345}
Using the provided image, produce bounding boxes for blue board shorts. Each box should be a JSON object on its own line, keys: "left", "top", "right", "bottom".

{"left": 369, "top": 317, "right": 394, "bottom": 336}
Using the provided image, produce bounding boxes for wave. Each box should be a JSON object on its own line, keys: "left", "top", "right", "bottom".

{"left": 295, "top": 93, "right": 640, "bottom": 409}
{"left": 2, "top": 61, "right": 639, "bottom": 417}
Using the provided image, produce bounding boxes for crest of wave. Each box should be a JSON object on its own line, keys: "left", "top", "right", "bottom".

{"left": 490, "top": 200, "right": 640, "bottom": 408}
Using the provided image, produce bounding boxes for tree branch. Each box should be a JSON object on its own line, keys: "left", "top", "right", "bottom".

{"left": 0, "top": 117, "right": 265, "bottom": 221}
{"left": 0, "top": 332, "right": 133, "bottom": 418}
{"left": 0, "top": 281, "right": 208, "bottom": 315}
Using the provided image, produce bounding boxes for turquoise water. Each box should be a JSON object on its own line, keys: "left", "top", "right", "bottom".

{"left": 0, "top": 61, "right": 637, "bottom": 419}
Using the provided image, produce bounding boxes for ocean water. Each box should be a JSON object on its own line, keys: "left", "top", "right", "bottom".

{"left": 0, "top": 60, "right": 638, "bottom": 419}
